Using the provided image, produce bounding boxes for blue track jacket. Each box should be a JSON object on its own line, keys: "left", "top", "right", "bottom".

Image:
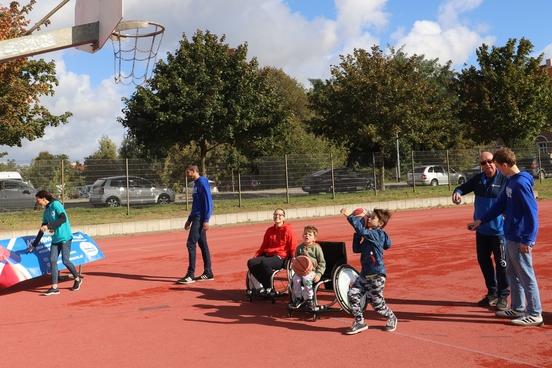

{"left": 348, "top": 215, "right": 391, "bottom": 277}
{"left": 453, "top": 171, "right": 507, "bottom": 236}
{"left": 188, "top": 176, "right": 213, "bottom": 224}
{"left": 480, "top": 172, "right": 538, "bottom": 245}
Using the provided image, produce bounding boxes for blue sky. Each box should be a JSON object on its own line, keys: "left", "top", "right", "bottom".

{"left": 2, "top": 0, "right": 552, "bottom": 163}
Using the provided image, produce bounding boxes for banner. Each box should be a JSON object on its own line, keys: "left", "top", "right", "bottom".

{"left": 0, "top": 232, "right": 104, "bottom": 289}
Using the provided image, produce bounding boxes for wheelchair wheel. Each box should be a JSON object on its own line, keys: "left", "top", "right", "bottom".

{"left": 332, "top": 264, "right": 368, "bottom": 315}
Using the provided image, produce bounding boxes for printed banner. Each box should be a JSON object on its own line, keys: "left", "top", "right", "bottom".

{"left": 0, "top": 232, "right": 104, "bottom": 289}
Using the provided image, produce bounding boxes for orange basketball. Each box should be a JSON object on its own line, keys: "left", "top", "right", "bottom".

{"left": 352, "top": 207, "right": 366, "bottom": 216}
{"left": 291, "top": 255, "right": 313, "bottom": 276}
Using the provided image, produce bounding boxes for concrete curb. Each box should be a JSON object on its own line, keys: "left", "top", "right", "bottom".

{"left": 0, "top": 194, "right": 475, "bottom": 239}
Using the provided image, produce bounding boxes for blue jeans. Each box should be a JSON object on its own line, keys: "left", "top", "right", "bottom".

{"left": 476, "top": 233, "right": 509, "bottom": 298}
{"left": 186, "top": 217, "right": 212, "bottom": 277}
{"left": 505, "top": 240, "right": 542, "bottom": 316}
{"left": 50, "top": 240, "right": 79, "bottom": 284}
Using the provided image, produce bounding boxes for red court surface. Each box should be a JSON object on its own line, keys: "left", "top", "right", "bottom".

{"left": 2, "top": 202, "right": 552, "bottom": 368}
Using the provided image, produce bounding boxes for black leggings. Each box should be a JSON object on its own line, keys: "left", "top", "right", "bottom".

{"left": 247, "top": 255, "right": 284, "bottom": 288}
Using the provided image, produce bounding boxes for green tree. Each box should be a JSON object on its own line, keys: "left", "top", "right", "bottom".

{"left": 308, "top": 46, "right": 461, "bottom": 165}
{"left": 83, "top": 136, "right": 123, "bottom": 184}
{"left": 86, "top": 135, "right": 118, "bottom": 160}
{"left": 22, "top": 151, "right": 82, "bottom": 197}
{"left": 457, "top": 38, "right": 552, "bottom": 147}
{"left": 0, "top": 1, "right": 71, "bottom": 147}
{"left": 118, "top": 30, "right": 289, "bottom": 175}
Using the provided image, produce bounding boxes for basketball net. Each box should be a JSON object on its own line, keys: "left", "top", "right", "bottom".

{"left": 110, "top": 20, "right": 165, "bottom": 86}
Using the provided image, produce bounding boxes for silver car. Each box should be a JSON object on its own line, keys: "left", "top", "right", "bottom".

{"left": 407, "top": 165, "right": 466, "bottom": 186}
{"left": 89, "top": 176, "right": 175, "bottom": 207}
{"left": 0, "top": 179, "right": 36, "bottom": 211}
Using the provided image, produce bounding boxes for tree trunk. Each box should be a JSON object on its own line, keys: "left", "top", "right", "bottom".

{"left": 200, "top": 140, "right": 208, "bottom": 176}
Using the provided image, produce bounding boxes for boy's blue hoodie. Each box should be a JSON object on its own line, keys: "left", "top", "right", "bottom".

{"left": 480, "top": 171, "right": 538, "bottom": 245}
{"left": 348, "top": 215, "right": 391, "bottom": 277}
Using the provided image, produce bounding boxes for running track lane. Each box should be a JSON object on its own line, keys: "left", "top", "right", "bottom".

{"left": 2, "top": 202, "right": 552, "bottom": 368}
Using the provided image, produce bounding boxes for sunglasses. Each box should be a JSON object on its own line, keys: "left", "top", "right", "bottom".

{"left": 480, "top": 159, "right": 494, "bottom": 166}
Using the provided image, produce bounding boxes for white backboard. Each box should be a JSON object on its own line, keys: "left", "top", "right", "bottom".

{"left": 75, "top": 0, "right": 123, "bottom": 53}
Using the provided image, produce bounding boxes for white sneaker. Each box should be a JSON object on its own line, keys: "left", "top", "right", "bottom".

{"left": 511, "top": 315, "right": 544, "bottom": 327}
{"left": 495, "top": 309, "right": 524, "bottom": 318}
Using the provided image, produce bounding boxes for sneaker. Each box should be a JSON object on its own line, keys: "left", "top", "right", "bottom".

{"left": 345, "top": 321, "right": 368, "bottom": 335}
{"left": 43, "top": 288, "right": 60, "bottom": 296}
{"left": 477, "top": 295, "right": 498, "bottom": 307}
{"left": 306, "top": 299, "right": 318, "bottom": 312}
{"left": 511, "top": 314, "right": 544, "bottom": 327}
{"left": 70, "top": 278, "right": 83, "bottom": 291}
{"left": 495, "top": 297, "right": 508, "bottom": 311}
{"left": 196, "top": 273, "right": 214, "bottom": 281}
{"left": 385, "top": 315, "right": 398, "bottom": 332}
{"left": 176, "top": 275, "right": 195, "bottom": 284}
{"left": 496, "top": 309, "right": 524, "bottom": 318}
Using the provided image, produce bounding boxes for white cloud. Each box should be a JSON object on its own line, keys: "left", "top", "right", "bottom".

{"left": 543, "top": 43, "right": 552, "bottom": 61}
{"left": 392, "top": 0, "right": 491, "bottom": 67}
{"left": 1, "top": 59, "right": 126, "bottom": 163}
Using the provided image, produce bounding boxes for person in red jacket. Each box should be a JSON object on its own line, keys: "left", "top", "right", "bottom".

{"left": 247, "top": 208, "right": 297, "bottom": 294}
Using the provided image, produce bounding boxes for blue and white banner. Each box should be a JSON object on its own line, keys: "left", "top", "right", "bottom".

{"left": 0, "top": 232, "right": 104, "bottom": 289}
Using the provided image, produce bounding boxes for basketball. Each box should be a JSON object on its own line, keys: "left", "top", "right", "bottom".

{"left": 291, "top": 255, "right": 313, "bottom": 276}
{"left": 352, "top": 207, "right": 366, "bottom": 216}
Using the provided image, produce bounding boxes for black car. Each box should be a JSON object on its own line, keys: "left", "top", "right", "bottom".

{"left": 302, "top": 168, "right": 374, "bottom": 193}
{"left": 518, "top": 157, "right": 552, "bottom": 180}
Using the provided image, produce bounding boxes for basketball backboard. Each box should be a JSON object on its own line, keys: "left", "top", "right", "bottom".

{"left": 75, "top": 0, "right": 122, "bottom": 53}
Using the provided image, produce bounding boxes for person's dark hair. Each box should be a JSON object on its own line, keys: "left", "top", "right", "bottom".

{"left": 35, "top": 190, "right": 55, "bottom": 202}
{"left": 493, "top": 147, "right": 516, "bottom": 166}
{"left": 373, "top": 208, "right": 391, "bottom": 228}
{"left": 186, "top": 165, "right": 199, "bottom": 173}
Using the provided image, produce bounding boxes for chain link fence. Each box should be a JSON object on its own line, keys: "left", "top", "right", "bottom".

{"left": 1, "top": 145, "right": 550, "bottom": 212}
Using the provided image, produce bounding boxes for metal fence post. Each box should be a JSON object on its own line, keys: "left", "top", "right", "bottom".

{"left": 330, "top": 153, "right": 336, "bottom": 199}
{"left": 396, "top": 135, "right": 400, "bottom": 182}
{"left": 380, "top": 152, "right": 385, "bottom": 191}
{"left": 284, "top": 154, "right": 290, "bottom": 204}
{"left": 125, "top": 158, "right": 130, "bottom": 215}
{"left": 446, "top": 150, "right": 451, "bottom": 191}
{"left": 411, "top": 150, "right": 416, "bottom": 192}
{"left": 60, "top": 159, "right": 65, "bottom": 203}
{"left": 238, "top": 170, "right": 242, "bottom": 208}
{"left": 537, "top": 145, "right": 543, "bottom": 183}
{"left": 372, "top": 152, "right": 378, "bottom": 196}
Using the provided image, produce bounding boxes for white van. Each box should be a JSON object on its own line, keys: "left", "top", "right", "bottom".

{"left": 0, "top": 171, "right": 23, "bottom": 181}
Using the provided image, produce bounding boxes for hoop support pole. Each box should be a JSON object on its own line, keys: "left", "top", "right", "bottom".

{"left": 0, "top": 22, "right": 99, "bottom": 63}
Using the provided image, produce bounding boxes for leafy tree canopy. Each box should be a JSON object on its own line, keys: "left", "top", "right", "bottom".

{"left": 457, "top": 38, "right": 552, "bottom": 147}
{"left": 0, "top": 1, "right": 71, "bottom": 147}
{"left": 308, "top": 45, "right": 461, "bottom": 164}
{"left": 118, "top": 30, "right": 290, "bottom": 174}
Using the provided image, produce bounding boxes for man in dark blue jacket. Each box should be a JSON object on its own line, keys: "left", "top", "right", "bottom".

{"left": 452, "top": 151, "right": 509, "bottom": 310}
{"left": 177, "top": 165, "right": 214, "bottom": 284}
{"left": 471, "top": 148, "right": 542, "bottom": 327}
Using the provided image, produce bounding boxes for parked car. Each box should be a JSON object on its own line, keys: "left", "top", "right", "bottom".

{"left": 0, "top": 179, "right": 36, "bottom": 211}
{"left": 89, "top": 176, "right": 175, "bottom": 207}
{"left": 517, "top": 157, "right": 552, "bottom": 180}
{"left": 301, "top": 168, "right": 374, "bottom": 194}
{"left": 407, "top": 165, "right": 466, "bottom": 186}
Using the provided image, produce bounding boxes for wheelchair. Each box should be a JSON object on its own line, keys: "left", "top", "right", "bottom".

{"left": 245, "top": 258, "right": 290, "bottom": 304}
{"left": 286, "top": 241, "right": 365, "bottom": 320}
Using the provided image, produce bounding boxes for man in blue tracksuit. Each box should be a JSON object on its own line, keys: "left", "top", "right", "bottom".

{"left": 452, "top": 151, "right": 509, "bottom": 310}
{"left": 176, "top": 165, "right": 214, "bottom": 284}
{"left": 471, "top": 148, "right": 542, "bottom": 327}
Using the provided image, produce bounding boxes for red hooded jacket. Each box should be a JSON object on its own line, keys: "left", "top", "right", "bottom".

{"left": 255, "top": 222, "right": 297, "bottom": 259}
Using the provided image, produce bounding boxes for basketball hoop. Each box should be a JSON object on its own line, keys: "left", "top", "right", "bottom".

{"left": 110, "top": 20, "right": 165, "bottom": 86}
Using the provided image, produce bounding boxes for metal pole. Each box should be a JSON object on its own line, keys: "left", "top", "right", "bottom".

{"left": 125, "top": 159, "right": 130, "bottom": 215}
{"left": 380, "top": 152, "right": 385, "bottom": 192}
{"left": 238, "top": 170, "right": 242, "bottom": 208}
{"left": 372, "top": 152, "right": 378, "bottom": 196}
{"left": 330, "top": 153, "right": 336, "bottom": 199}
{"left": 60, "top": 160, "right": 65, "bottom": 203}
{"left": 537, "top": 145, "right": 543, "bottom": 183}
{"left": 411, "top": 150, "right": 416, "bottom": 193}
{"left": 184, "top": 175, "right": 189, "bottom": 211}
{"left": 446, "top": 150, "right": 451, "bottom": 191}
{"left": 284, "top": 154, "right": 290, "bottom": 204}
{"left": 396, "top": 135, "right": 401, "bottom": 182}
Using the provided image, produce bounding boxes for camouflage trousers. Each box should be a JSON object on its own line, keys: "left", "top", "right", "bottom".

{"left": 348, "top": 274, "right": 395, "bottom": 323}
